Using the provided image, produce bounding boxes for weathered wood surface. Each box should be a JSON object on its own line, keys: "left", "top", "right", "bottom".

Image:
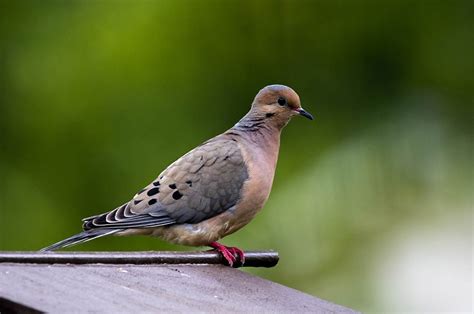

{"left": 0, "top": 251, "right": 358, "bottom": 313}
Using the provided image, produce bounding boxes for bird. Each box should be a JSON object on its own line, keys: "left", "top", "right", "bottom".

{"left": 40, "top": 84, "right": 314, "bottom": 267}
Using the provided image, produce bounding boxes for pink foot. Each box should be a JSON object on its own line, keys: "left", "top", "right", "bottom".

{"left": 209, "top": 242, "right": 245, "bottom": 267}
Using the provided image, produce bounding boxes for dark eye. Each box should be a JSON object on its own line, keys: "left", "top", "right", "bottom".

{"left": 277, "top": 97, "right": 287, "bottom": 106}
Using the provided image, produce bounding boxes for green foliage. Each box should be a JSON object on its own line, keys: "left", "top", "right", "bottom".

{"left": 0, "top": 0, "right": 472, "bottom": 311}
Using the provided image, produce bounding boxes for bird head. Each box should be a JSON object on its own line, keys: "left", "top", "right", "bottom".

{"left": 251, "top": 84, "right": 313, "bottom": 129}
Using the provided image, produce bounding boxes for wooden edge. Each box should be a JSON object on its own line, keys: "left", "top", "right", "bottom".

{"left": 0, "top": 297, "right": 42, "bottom": 314}
{"left": 0, "top": 250, "right": 279, "bottom": 268}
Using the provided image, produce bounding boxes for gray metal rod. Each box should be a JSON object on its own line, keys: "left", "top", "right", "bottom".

{"left": 0, "top": 250, "right": 279, "bottom": 268}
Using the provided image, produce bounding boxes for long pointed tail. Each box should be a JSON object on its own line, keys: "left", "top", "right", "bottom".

{"left": 39, "top": 229, "right": 122, "bottom": 252}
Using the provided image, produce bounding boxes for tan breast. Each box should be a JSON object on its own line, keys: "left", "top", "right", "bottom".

{"left": 223, "top": 129, "right": 280, "bottom": 234}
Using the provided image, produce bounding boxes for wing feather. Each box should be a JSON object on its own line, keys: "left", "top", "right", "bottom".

{"left": 82, "top": 136, "right": 248, "bottom": 231}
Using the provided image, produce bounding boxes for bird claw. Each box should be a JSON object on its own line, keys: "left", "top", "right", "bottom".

{"left": 209, "top": 242, "right": 245, "bottom": 267}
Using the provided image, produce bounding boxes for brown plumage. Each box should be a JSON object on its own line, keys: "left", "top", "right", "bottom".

{"left": 40, "top": 84, "right": 313, "bottom": 267}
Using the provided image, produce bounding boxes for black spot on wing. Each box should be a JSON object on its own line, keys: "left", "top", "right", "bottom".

{"left": 172, "top": 191, "right": 183, "bottom": 200}
{"left": 169, "top": 184, "right": 177, "bottom": 189}
{"left": 153, "top": 181, "right": 160, "bottom": 186}
{"left": 148, "top": 198, "right": 157, "bottom": 205}
{"left": 147, "top": 187, "right": 159, "bottom": 196}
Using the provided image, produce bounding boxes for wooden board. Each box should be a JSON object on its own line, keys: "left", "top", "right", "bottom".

{"left": 0, "top": 252, "right": 358, "bottom": 313}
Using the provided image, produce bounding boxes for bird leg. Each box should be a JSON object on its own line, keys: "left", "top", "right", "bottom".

{"left": 209, "top": 242, "right": 245, "bottom": 267}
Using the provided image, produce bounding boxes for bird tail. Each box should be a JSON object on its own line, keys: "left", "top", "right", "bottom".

{"left": 39, "top": 229, "right": 122, "bottom": 252}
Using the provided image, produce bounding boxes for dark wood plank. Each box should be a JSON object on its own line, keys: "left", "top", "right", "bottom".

{"left": 0, "top": 263, "right": 358, "bottom": 313}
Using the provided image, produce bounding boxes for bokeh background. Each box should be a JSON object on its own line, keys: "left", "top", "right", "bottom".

{"left": 0, "top": 0, "right": 472, "bottom": 312}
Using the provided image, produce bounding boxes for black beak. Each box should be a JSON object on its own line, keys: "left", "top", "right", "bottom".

{"left": 296, "top": 108, "right": 314, "bottom": 120}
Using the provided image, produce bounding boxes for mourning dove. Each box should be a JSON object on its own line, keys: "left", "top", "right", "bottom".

{"left": 40, "top": 84, "right": 313, "bottom": 266}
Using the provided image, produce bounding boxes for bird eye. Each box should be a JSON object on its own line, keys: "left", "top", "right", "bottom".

{"left": 277, "top": 97, "right": 287, "bottom": 106}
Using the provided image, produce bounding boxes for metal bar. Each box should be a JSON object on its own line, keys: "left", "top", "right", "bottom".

{"left": 0, "top": 251, "right": 279, "bottom": 268}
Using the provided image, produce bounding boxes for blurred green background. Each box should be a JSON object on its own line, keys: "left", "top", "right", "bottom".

{"left": 0, "top": 0, "right": 472, "bottom": 312}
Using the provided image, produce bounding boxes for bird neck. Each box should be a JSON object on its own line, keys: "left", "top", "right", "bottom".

{"left": 231, "top": 109, "right": 282, "bottom": 152}
{"left": 229, "top": 110, "right": 281, "bottom": 180}
{"left": 234, "top": 108, "right": 289, "bottom": 131}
